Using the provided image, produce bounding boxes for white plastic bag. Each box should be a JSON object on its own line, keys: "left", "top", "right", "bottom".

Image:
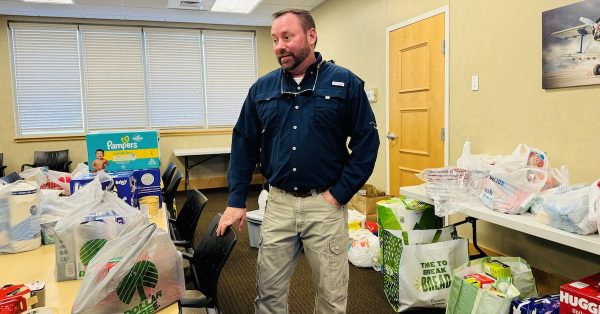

{"left": 39, "top": 173, "right": 108, "bottom": 244}
{"left": 54, "top": 190, "right": 149, "bottom": 281}
{"left": 480, "top": 167, "right": 547, "bottom": 214}
{"left": 417, "top": 167, "right": 470, "bottom": 216}
{"left": 0, "top": 181, "right": 41, "bottom": 254}
{"left": 590, "top": 179, "right": 600, "bottom": 235}
{"left": 348, "top": 228, "right": 379, "bottom": 269}
{"left": 72, "top": 224, "right": 185, "bottom": 314}
{"left": 539, "top": 184, "right": 597, "bottom": 235}
{"left": 457, "top": 140, "right": 495, "bottom": 200}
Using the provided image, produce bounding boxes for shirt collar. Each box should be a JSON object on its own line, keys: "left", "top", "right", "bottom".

{"left": 280, "top": 52, "right": 324, "bottom": 92}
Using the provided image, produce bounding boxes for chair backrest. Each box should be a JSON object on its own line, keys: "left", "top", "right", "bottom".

{"left": 33, "top": 150, "right": 70, "bottom": 172}
{"left": 0, "top": 153, "right": 5, "bottom": 177}
{"left": 163, "top": 169, "right": 183, "bottom": 215}
{"left": 161, "top": 162, "right": 177, "bottom": 190}
{"left": 190, "top": 213, "right": 238, "bottom": 308}
{"left": 0, "top": 172, "right": 22, "bottom": 184}
{"left": 175, "top": 189, "right": 208, "bottom": 243}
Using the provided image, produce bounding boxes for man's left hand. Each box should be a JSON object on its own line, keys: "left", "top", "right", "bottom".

{"left": 322, "top": 190, "right": 342, "bottom": 208}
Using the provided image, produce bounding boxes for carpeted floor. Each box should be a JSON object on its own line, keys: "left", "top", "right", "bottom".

{"left": 176, "top": 186, "right": 444, "bottom": 314}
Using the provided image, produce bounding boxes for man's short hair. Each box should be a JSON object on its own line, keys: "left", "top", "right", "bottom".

{"left": 272, "top": 9, "right": 316, "bottom": 33}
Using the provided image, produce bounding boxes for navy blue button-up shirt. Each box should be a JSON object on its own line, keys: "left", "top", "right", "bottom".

{"left": 227, "top": 52, "right": 379, "bottom": 208}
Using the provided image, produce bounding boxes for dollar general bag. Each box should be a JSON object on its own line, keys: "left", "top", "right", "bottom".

{"left": 381, "top": 226, "right": 468, "bottom": 312}
{"left": 446, "top": 257, "right": 537, "bottom": 314}
{"left": 54, "top": 191, "right": 148, "bottom": 281}
{"left": 72, "top": 223, "right": 184, "bottom": 314}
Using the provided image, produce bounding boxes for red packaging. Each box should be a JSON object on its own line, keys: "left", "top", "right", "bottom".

{"left": 560, "top": 273, "right": 600, "bottom": 314}
{"left": 465, "top": 273, "right": 495, "bottom": 289}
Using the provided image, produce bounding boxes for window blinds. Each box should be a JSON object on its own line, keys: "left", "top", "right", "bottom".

{"left": 144, "top": 28, "right": 205, "bottom": 128}
{"left": 203, "top": 30, "right": 256, "bottom": 127}
{"left": 80, "top": 25, "right": 146, "bottom": 131}
{"left": 10, "top": 23, "right": 83, "bottom": 135}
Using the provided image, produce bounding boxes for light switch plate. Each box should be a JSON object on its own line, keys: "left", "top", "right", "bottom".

{"left": 471, "top": 75, "right": 479, "bottom": 91}
{"left": 365, "top": 88, "right": 377, "bottom": 102}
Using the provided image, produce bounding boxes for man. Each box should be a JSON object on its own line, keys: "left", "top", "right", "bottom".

{"left": 217, "top": 9, "right": 379, "bottom": 313}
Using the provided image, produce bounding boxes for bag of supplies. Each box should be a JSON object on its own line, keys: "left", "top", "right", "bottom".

{"left": 446, "top": 257, "right": 538, "bottom": 314}
{"left": 54, "top": 190, "right": 149, "bottom": 281}
{"left": 0, "top": 181, "right": 41, "bottom": 254}
{"left": 72, "top": 224, "right": 185, "bottom": 314}
{"left": 381, "top": 225, "right": 468, "bottom": 312}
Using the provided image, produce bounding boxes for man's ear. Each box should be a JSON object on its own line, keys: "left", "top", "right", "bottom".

{"left": 307, "top": 28, "right": 317, "bottom": 47}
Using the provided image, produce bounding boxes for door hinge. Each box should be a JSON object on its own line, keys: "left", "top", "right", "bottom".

{"left": 440, "top": 128, "right": 445, "bottom": 141}
{"left": 441, "top": 39, "right": 445, "bottom": 55}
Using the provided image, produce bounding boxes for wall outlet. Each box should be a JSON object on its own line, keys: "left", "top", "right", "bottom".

{"left": 365, "top": 88, "right": 377, "bottom": 103}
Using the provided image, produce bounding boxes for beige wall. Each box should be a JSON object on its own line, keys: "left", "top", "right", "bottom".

{"left": 0, "top": 15, "right": 279, "bottom": 180}
{"left": 313, "top": 0, "right": 600, "bottom": 279}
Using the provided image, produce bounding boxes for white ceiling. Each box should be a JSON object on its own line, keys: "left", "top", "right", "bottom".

{"left": 0, "top": 0, "right": 327, "bottom": 26}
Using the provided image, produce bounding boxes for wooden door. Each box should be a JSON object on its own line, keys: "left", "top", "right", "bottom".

{"left": 388, "top": 13, "right": 445, "bottom": 196}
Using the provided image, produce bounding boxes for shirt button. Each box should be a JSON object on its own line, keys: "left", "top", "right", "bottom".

{"left": 293, "top": 187, "right": 298, "bottom": 191}
{"left": 293, "top": 126, "right": 297, "bottom": 130}
{"left": 292, "top": 168, "right": 297, "bottom": 172}
{"left": 295, "top": 105, "right": 299, "bottom": 109}
{"left": 297, "top": 86, "right": 301, "bottom": 90}
{"left": 292, "top": 147, "right": 297, "bottom": 151}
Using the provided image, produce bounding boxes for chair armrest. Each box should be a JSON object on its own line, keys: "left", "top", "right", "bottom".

{"left": 64, "top": 161, "right": 72, "bottom": 172}
{"left": 172, "top": 240, "right": 192, "bottom": 248}
{"left": 181, "top": 252, "right": 193, "bottom": 260}
{"left": 21, "top": 164, "right": 35, "bottom": 172}
{"left": 168, "top": 217, "right": 176, "bottom": 223}
{"left": 0, "top": 166, "right": 6, "bottom": 170}
{"left": 179, "top": 295, "right": 211, "bottom": 309}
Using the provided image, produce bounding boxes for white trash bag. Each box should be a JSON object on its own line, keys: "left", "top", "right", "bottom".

{"left": 72, "top": 223, "right": 185, "bottom": 314}
{"left": 348, "top": 228, "right": 380, "bottom": 269}
{"left": 54, "top": 190, "right": 149, "bottom": 281}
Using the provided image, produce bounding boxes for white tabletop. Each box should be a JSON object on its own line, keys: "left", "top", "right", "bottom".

{"left": 400, "top": 184, "right": 600, "bottom": 256}
{"left": 173, "top": 146, "right": 231, "bottom": 157}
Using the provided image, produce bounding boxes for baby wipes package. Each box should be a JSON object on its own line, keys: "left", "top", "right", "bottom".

{"left": 86, "top": 130, "right": 160, "bottom": 172}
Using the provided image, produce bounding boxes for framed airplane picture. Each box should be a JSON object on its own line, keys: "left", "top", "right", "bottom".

{"left": 542, "top": 0, "right": 600, "bottom": 89}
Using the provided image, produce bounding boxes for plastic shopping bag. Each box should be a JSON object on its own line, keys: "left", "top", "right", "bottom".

{"left": 457, "top": 140, "right": 496, "bottom": 200}
{"left": 480, "top": 167, "right": 547, "bottom": 215}
{"left": 446, "top": 257, "right": 538, "bottom": 314}
{"left": 348, "top": 228, "right": 380, "bottom": 269}
{"left": 39, "top": 172, "right": 108, "bottom": 245}
{"left": 416, "top": 168, "right": 470, "bottom": 216}
{"left": 540, "top": 184, "right": 597, "bottom": 235}
{"left": 72, "top": 224, "right": 184, "bottom": 314}
{"left": 381, "top": 226, "right": 468, "bottom": 312}
{"left": 590, "top": 179, "right": 600, "bottom": 234}
{"left": 0, "top": 181, "right": 41, "bottom": 254}
{"left": 54, "top": 191, "right": 149, "bottom": 281}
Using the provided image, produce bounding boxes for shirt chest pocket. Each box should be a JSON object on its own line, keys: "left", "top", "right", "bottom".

{"left": 256, "top": 92, "right": 281, "bottom": 129}
{"left": 313, "top": 89, "right": 346, "bottom": 128}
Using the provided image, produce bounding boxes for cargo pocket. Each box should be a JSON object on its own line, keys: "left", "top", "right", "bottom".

{"left": 328, "top": 234, "right": 348, "bottom": 290}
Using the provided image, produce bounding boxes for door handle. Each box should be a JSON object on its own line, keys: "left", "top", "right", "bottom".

{"left": 386, "top": 132, "right": 397, "bottom": 141}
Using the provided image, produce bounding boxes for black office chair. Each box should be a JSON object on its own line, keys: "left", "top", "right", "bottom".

{"left": 170, "top": 189, "right": 208, "bottom": 249}
{"left": 0, "top": 153, "right": 6, "bottom": 177}
{"left": 161, "top": 162, "right": 177, "bottom": 195}
{"left": 163, "top": 169, "right": 183, "bottom": 218}
{"left": 179, "top": 213, "right": 238, "bottom": 313}
{"left": 0, "top": 172, "right": 22, "bottom": 184}
{"left": 21, "top": 149, "right": 72, "bottom": 172}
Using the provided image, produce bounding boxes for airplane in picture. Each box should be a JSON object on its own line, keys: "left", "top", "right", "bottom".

{"left": 551, "top": 16, "right": 600, "bottom": 75}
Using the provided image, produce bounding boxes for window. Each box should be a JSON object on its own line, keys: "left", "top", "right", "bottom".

{"left": 9, "top": 23, "right": 257, "bottom": 136}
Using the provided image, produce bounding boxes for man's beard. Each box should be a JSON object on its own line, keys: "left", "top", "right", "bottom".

{"left": 278, "top": 43, "right": 311, "bottom": 71}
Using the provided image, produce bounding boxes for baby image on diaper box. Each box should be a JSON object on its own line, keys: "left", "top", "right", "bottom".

{"left": 86, "top": 130, "right": 160, "bottom": 172}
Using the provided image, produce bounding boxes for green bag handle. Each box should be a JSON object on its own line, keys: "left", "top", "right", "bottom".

{"left": 401, "top": 229, "right": 443, "bottom": 245}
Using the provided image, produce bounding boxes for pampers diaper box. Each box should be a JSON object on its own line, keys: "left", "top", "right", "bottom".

{"left": 86, "top": 130, "right": 160, "bottom": 172}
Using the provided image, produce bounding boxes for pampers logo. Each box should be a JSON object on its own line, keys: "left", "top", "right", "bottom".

{"left": 107, "top": 136, "right": 138, "bottom": 150}
{"left": 132, "top": 134, "right": 144, "bottom": 142}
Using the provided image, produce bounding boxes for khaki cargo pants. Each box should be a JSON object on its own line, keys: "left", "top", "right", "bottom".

{"left": 254, "top": 187, "right": 349, "bottom": 314}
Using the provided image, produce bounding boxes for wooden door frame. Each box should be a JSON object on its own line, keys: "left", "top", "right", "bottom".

{"left": 385, "top": 6, "right": 450, "bottom": 195}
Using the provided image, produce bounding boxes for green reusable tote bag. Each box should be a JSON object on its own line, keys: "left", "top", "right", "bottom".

{"left": 446, "top": 257, "right": 538, "bottom": 314}
{"left": 382, "top": 226, "right": 469, "bottom": 312}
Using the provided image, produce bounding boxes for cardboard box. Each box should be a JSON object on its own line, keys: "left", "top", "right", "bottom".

{"left": 86, "top": 130, "right": 160, "bottom": 172}
{"left": 560, "top": 273, "right": 600, "bottom": 314}
{"left": 348, "top": 184, "right": 389, "bottom": 216}
{"left": 70, "top": 171, "right": 134, "bottom": 206}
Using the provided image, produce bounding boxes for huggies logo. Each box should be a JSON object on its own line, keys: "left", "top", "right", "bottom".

{"left": 107, "top": 136, "right": 138, "bottom": 150}
{"left": 561, "top": 291, "right": 599, "bottom": 314}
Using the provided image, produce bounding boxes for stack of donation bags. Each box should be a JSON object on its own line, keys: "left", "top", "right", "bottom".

{"left": 2, "top": 170, "right": 184, "bottom": 313}
{"left": 417, "top": 141, "right": 600, "bottom": 236}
